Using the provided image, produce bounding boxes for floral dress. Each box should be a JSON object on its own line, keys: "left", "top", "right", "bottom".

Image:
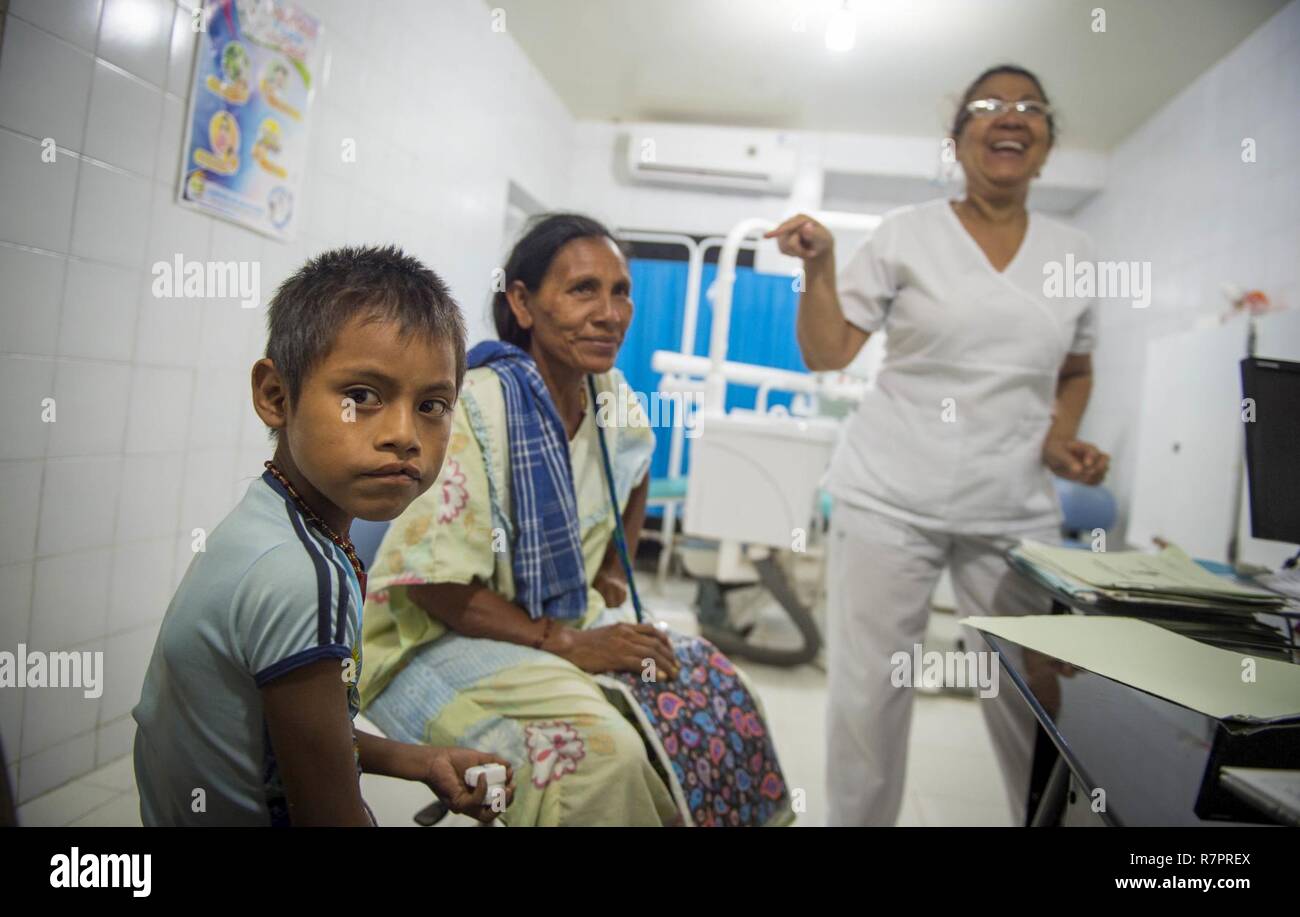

{"left": 359, "top": 367, "right": 682, "bottom": 826}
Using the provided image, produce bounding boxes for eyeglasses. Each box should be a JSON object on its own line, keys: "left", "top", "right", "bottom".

{"left": 964, "top": 98, "right": 1053, "bottom": 119}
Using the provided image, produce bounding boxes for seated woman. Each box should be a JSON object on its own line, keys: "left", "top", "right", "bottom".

{"left": 358, "top": 213, "right": 788, "bottom": 826}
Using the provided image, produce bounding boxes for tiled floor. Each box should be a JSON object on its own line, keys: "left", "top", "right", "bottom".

{"left": 15, "top": 571, "right": 1016, "bottom": 828}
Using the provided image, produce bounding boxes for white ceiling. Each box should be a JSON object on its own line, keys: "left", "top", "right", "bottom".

{"left": 491, "top": 0, "right": 1287, "bottom": 151}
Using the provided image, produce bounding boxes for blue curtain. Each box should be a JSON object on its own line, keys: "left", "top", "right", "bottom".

{"left": 617, "top": 257, "right": 807, "bottom": 487}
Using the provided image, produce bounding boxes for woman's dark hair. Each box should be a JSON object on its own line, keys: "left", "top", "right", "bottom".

{"left": 492, "top": 212, "right": 624, "bottom": 350}
{"left": 950, "top": 64, "right": 1057, "bottom": 145}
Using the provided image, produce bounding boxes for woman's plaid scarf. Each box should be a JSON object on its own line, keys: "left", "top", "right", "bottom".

{"left": 467, "top": 341, "right": 587, "bottom": 620}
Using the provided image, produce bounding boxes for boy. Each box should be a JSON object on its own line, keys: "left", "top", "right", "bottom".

{"left": 133, "top": 246, "right": 513, "bottom": 825}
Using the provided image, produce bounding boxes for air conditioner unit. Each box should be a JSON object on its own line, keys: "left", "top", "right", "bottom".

{"left": 626, "top": 125, "right": 798, "bottom": 195}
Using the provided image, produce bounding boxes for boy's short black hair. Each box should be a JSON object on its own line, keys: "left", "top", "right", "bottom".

{"left": 266, "top": 245, "right": 467, "bottom": 404}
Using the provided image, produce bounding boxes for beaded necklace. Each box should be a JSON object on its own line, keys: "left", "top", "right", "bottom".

{"left": 264, "top": 460, "right": 368, "bottom": 780}
{"left": 263, "top": 460, "right": 367, "bottom": 599}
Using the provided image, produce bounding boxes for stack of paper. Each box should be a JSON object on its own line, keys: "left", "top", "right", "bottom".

{"left": 1255, "top": 567, "right": 1300, "bottom": 602}
{"left": 1009, "top": 541, "right": 1288, "bottom": 612}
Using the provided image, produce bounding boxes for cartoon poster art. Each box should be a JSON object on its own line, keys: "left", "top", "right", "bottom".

{"left": 193, "top": 111, "right": 241, "bottom": 174}
{"left": 260, "top": 59, "right": 302, "bottom": 120}
{"left": 205, "top": 40, "right": 251, "bottom": 104}
{"left": 177, "top": 0, "right": 322, "bottom": 240}
{"left": 252, "top": 118, "right": 287, "bottom": 178}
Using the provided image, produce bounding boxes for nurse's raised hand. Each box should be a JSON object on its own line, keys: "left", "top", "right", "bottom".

{"left": 765, "top": 213, "right": 834, "bottom": 262}
{"left": 776, "top": 213, "right": 869, "bottom": 371}
{"left": 1042, "top": 437, "right": 1110, "bottom": 486}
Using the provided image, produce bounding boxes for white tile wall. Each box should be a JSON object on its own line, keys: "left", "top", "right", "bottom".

{"left": 0, "top": 356, "right": 56, "bottom": 460}
{"left": 0, "top": 562, "right": 32, "bottom": 770}
{"left": 46, "top": 363, "right": 133, "bottom": 456}
{"left": 1072, "top": 0, "right": 1300, "bottom": 548}
{"left": 97, "top": 0, "right": 172, "bottom": 82}
{"left": 0, "top": 462, "right": 42, "bottom": 565}
{"left": 30, "top": 549, "right": 112, "bottom": 649}
{"left": 17, "top": 730, "right": 96, "bottom": 801}
{"left": 37, "top": 457, "right": 123, "bottom": 554}
{"left": 0, "top": 0, "right": 576, "bottom": 802}
{"left": 0, "top": 246, "right": 63, "bottom": 355}
{"left": 0, "top": 131, "right": 80, "bottom": 252}
{"left": 0, "top": 16, "right": 95, "bottom": 150}
{"left": 8, "top": 0, "right": 102, "bottom": 52}
{"left": 83, "top": 61, "right": 164, "bottom": 177}
{"left": 58, "top": 260, "right": 140, "bottom": 361}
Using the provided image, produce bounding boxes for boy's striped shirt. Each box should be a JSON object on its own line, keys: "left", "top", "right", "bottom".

{"left": 133, "top": 471, "right": 363, "bottom": 826}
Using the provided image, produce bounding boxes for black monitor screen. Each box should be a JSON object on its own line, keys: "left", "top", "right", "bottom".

{"left": 1241, "top": 357, "right": 1300, "bottom": 544}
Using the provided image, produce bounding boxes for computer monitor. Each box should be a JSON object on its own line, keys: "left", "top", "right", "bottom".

{"left": 1240, "top": 357, "right": 1300, "bottom": 544}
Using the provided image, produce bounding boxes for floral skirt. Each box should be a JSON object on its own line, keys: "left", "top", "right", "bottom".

{"left": 596, "top": 632, "right": 791, "bottom": 827}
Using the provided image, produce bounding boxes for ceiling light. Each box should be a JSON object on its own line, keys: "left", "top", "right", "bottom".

{"left": 825, "top": 1, "right": 856, "bottom": 53}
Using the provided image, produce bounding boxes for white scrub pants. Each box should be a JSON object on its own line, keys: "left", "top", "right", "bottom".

{"left": 824, "top": 502, "right": 1059, "bottom": 826}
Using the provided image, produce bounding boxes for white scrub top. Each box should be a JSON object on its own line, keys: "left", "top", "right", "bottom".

{"left": 825, "top": 198, "right": 1098, "bottom": 534}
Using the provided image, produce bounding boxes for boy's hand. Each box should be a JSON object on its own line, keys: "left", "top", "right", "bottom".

{"left": 417, "top": 747, "right": 515, "bottom": 823}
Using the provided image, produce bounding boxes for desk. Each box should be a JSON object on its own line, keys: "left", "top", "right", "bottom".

{"left": 985, "top": 558, "right": 1300, "bottom": 826}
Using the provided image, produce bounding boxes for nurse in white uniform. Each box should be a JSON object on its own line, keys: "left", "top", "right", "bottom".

{"left": 768, "top": 65, "right": 1110, "bottom": 826}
